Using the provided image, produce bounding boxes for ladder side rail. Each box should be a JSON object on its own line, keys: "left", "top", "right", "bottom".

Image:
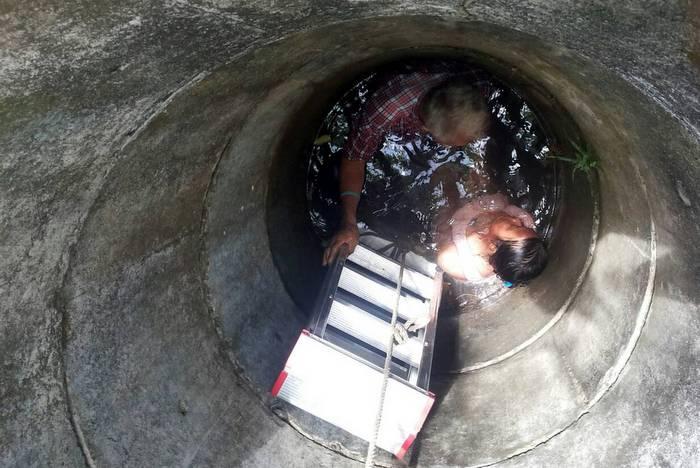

{"left": 415, "top": 269, "right": 444, "bottom": 390}
{"left": 308, "top": 244, "right": 349, "bottom": 337}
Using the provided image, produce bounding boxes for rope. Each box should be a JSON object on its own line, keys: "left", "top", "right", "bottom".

{"left": 365, "top": 252, "right": 406, "bottom": 468}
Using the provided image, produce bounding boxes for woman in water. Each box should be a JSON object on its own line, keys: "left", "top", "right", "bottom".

{"left": 436, "top": 193, "right": 548, "bottom": 286}
{"left": 395, "top": 174, "right": 548, "bottom": 334}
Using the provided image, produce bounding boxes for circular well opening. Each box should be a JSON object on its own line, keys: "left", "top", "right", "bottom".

{"left": 254, "top": 48, "right": 596, "bottom": 463}
{"left": 204, "top": 23, "right": 649, "bottom": 465}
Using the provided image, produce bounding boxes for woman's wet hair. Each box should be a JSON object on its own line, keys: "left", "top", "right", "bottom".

{"left": 489, "top": 237, "right": 548, "bottom": 286}
{"left": 419, "top": 78, "right": 489, "bottom": 142}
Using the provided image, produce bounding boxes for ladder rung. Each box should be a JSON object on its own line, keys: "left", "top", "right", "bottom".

{"left": 323, "top": 327, "right": 411, "bottom": 381}
{"left": 328, "top": 300, "right": 424, "bottom": 367}
{"left": 338, "top": 268, "right": 430, "bottom": 322}
{"left": 348, "top": 245, "right": 434, "bottom": 299}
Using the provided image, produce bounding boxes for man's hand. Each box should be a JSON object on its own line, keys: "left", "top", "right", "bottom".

{"left": 322, "top": 222, "right": 359, "bottom": 266}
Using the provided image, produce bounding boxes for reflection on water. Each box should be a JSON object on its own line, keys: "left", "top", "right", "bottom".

{"left": 306, "top": 60, "right": 559, "bottom": 309}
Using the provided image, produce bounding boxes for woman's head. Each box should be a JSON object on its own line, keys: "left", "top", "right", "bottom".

{"left": 486, "top": 215, "right": 548, "bottom": 285}
{"left": 489, "top": 238, "right": 548, "bottom": 286}
{"left": 488, "top": 215, "right": 536, "bottom": 241}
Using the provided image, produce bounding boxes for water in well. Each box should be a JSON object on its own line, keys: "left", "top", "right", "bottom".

{"left": 306, "top": 58, "right": 560, "bottom": 310}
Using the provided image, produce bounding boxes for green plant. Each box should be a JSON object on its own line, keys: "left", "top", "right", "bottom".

{"left": 548, "top": 141, "right": 599, "bottom": 178}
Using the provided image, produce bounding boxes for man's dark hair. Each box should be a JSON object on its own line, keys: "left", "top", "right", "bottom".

{"left": 489, "top": 238, "right": 548, "bottom": 286}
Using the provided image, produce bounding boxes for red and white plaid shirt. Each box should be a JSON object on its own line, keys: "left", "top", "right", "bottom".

{"left": 344, "top": 65, "right": 491, "bottom": 161}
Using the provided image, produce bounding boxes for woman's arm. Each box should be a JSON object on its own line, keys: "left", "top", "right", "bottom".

{"left": 450, "top": 193, "right": 509, "bottom": 247}
{"left": 503, "top": 204, "right": 535, "bottom": 229}
{"left": 443, "top": 233, "right": 493, "bottom": 281}
{"left": 437, "top": 243, "right": 468, "bottom": 280}
{"left": 451, "top": 193, "right": 509, "bottom": 226}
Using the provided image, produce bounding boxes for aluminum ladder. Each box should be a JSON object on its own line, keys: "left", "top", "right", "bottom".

{"left": 272, "top": 237, "right": 442, "bottom": 459}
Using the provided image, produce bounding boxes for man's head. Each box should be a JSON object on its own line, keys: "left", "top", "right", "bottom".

{"left": 419, "top": 79, "right": 490, "bottom": 146}
{"left": 486, "top": 215, "right": 548, "bottom": 285}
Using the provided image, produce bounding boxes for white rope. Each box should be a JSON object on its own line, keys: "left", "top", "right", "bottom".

{"left": 365, "top": 252, "right": 406, "bottom": 468}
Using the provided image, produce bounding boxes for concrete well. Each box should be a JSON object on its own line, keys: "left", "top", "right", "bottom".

{"left": 2, "top": 3, "right": 698, "bottom": 468}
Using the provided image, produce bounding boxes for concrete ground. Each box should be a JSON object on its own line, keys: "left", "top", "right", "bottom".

{"left": 1, "top": 1, "right": 698, "bottom": 467}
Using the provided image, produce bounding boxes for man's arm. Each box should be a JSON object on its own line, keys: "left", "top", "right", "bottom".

{"left": 321, "top": 77, "right": 402, "bottom": 265}
{"left": 338, "top": 158, "right": 365, "bottom": 226}
{"left": 322, "top": 158, "right": 365, "bottom": 265}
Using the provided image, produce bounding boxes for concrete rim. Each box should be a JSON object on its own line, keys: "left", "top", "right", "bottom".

{"left": 58, "top": 15, "right": 660, "bottom": 468}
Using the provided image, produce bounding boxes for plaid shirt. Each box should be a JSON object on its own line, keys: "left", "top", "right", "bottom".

{"left": 344, "top": 65, "right": 491, "bottom": 161}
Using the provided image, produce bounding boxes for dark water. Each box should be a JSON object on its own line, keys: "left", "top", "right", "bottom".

{"left": 306, "top": 59, "right": 558, "bottom": 306}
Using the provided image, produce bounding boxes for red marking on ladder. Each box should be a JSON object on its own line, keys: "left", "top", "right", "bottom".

{"left": 396, "top": 434, "right": 416, "bottom": 459}
{"left": 272, "top": 331, "right": 310, "bottom": 397}
{"left": 395, "top": 394, "right": 436, "bottom": 458}
{"left": 271, "top": 370, "right": 288, "bottom": 397}
{"left": 415, "top": 395, "right": 435, "bottom": 433}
